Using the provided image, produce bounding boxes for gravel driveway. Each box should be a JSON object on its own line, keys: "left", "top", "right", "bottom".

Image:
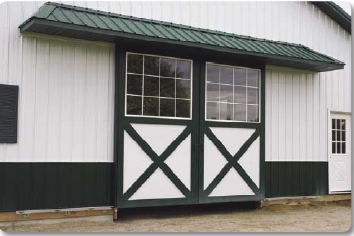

{"left": 1, "top": 201, "right": 351, "bottom": 232}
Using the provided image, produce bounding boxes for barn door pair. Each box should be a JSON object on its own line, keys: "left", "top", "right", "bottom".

{"left": 116, "top": 49, "right": 264, "bottom": 208}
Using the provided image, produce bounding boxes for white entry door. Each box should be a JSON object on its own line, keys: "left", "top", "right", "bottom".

{"left": 329, "top": 113, "right": 351, "bottom": 193}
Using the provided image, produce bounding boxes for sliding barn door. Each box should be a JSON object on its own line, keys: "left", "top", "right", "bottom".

{"left": 199, "top": 63, "right": 264, "bottom": 203}
{"left": 116, "top": 49, "right": 264, "bottom": 208}
{"left": 116, "top": 51, "right": 199, "bottom": 208}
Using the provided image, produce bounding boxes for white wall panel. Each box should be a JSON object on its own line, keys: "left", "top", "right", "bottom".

{"left": 0, "top": 1, "right": 351, "bottom": 162}
{"left": 265, "top": 67, "right": 331, "bottom": 162}
{"left": 0, "top": 35, "right": 115, "bottom": 162}
{"left": 0, "top": 1, "right": 115, "bottom": 162}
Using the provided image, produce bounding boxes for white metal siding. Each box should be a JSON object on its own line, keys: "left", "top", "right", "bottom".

{"left": 0, "top": 2, "right": 115, "bottom": 162}
{"left": 265, "top": 67, "right": 327, "bottom": 162}
{"left": 0, "top": 1, "right": 351, "bottom": 162}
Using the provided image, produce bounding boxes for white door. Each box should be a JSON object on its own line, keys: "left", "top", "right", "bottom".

{"left": 329, "top": 113, "right": 351, "bottom": 193}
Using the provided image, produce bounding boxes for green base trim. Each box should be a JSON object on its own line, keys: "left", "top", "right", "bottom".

{"left": 199, "top": 195, "right": 261, "bottom": 204}
{"left": 265, "top": 161, "right": 328, "bottom": 198}
{"left": 0, "top": 162, "right": 113, "bottom": 212}
{"left": 119, "top": 198, "right": 195, "bottom": 208}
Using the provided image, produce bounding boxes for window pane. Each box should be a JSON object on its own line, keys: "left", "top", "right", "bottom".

{"left": 332, "top": 119, "right": 336, "bottom": 129}
{"left": 127, "top": 74, "right": 143, "bottom": 95}
{"left": 220, "top": 103, "right": 233, "bottom": 120}
{"left": 143, "top": 97, "right": 159, "bottom": 116}
{"left": 336, "top": 119, "right": 341, "bottom": 130}
{"left": 160, "top": 77, "right": 175, "bottom": 98}
{"left": 160, "top": 98, "right": 175, "bottom": 117}
{"left": 144, "top": 56, "right": 159, "bottom": 76}
{"left": 247, "top": 70, "right": 259, "bottom": 87}
{"left": 247, "top": 105, "right": 259, "bottom": 122}
{"left": 332, "top": 131, "right": 336, "bottom": 141}
{"left": 127, "top": 96, "right": 142, "bottom": 115}
{"left": 207, "top": 65, "right": 219, "bottom": 83}
{"left": 144, "top": 76, "right": 159, "bottom": 97}
{"left": 341, "top": 119, "right": 346, "bottom": 130}
{"left": 234, "top": 104, "right": 246, "bottom": 121}
{"left": 342, "top": 142, "right": 346, "bottom": 154}
{"left": 204, "top": 64, "right": 261, "bottom": 123}
{"left": 160, "top": 58, "right": 176, "bottom": 77}
{"left": 234, "top": 86, "right": 246, "bottom": 104}
{"left": 234, "top": 68, "right": 246, "bottom": 86}
{"left": 220, "top": 85, "right": 233, "bottom": 103}
{"left": 127, "top": 54, "right": 143, "bottom": 74}
{"left": 220, "top": 66, "right": 233, "bottom": 84}
{"left": 207, "top": 102, "right": 219, "bottom": 120}
{"left": 176, "top": 79, "right": 191, "bottom": 99}
{"left": 332, "top": 142, "right": 336, "bottom": 154}
{"left": 247, "top": 87, "right": 259, "bottom": 105}
{"left": 126, "top": 54, "right": 192, "bottom": 119}
{"left": 337, "top": 131, "right": 341, "bottom": 141}
{"left": 176, "top": 99, "right": 190, "bottom": 118}
{"left": 207, "top": 84, "right": 219, "bottom": 102}
{"left": 337, "top": 142, "right": 341, "bottom": 154}
{"left": 342, "top": 131, "right": 346, "bottom": 141}
{"left": 176, "top": 60, "right": 191, "bottom": 79}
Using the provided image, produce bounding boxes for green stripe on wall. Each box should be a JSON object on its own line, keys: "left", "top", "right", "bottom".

{"left": 0, "top": 163, "right": 113, "bottom": 212}
{"left": 265, "top": 162, "right": 328, "bottom": 198}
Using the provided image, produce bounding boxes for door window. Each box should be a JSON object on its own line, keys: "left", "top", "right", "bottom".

{"left": 206, "top": 63, "right": 260, "bottom": 122}
{"left": 126, "top": 53, "right": 192, "bottom": 119}
{"left": 332, "top": 118, "right": 346, "bottom": 154}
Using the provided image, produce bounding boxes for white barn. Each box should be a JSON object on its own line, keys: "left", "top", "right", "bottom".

{"left": 0, "top": 1, "right": 351, "bottom": 218}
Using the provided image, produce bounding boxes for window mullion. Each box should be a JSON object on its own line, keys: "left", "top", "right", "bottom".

{"left": 142, "top": 55, "right": 145, "bottom": 116}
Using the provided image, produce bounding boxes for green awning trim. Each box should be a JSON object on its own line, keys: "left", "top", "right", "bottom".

{"left": 19, "top": 2, "right": 345, "bottom": 72}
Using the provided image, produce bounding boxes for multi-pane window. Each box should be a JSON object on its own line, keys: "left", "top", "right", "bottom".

{"left": 126, "top": 53, "right": 192, "bottom": 119}
{"left": 332, "top": 119, "right": 346, "bottom": 154}
{"left": 205, "top": 63, "right": 260, "bottom": 122}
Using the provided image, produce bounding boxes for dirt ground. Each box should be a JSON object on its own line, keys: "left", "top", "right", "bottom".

{"left": 1, "top": 201, "right": 351, "bottom": 232}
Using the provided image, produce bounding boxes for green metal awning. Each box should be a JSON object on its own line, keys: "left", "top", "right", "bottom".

{"left": 19, "top": 2, "right": 345, "bottom": 72}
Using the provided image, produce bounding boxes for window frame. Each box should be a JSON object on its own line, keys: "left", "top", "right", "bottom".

{"left": 204, "top": 62, "right": 262, "bottom": 123}
{"left": 331, "top": 118, "right": 347, "bottom": 155}
{"left": 125, "top": 52, "right": 193, "bottom": 120}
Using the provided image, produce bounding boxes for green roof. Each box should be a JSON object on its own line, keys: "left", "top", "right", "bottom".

{"left": 19, "top": 2, "right": 345, "bottom": 72}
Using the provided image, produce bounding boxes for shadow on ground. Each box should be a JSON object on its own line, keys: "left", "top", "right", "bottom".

{"left": 116, "top": 201, "right": 260, "bottom": 221}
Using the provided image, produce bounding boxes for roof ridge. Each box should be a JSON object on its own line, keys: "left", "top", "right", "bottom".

{"left": 43, "top": 1, "right": 309, "bottom": 49}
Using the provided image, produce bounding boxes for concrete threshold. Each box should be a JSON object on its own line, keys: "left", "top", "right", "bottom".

{"left": 0, "top": 206, "right": 114, "bottom": 226}
{"left": 261, "top": 193, "right": 351, "bottom": 207}
{"left": 0, "top": 194, "right": 351, "bottom": 226}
